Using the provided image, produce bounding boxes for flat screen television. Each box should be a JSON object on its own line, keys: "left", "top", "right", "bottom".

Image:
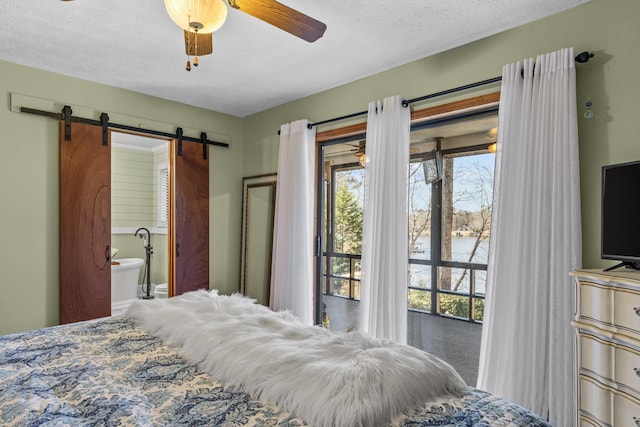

{"left": 601, "top": 160, "right": 640, "bottom": 271}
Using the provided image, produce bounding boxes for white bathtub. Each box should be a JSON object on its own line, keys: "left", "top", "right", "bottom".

{"left": 111, "top": 258, "right": 144, "bottom": 315}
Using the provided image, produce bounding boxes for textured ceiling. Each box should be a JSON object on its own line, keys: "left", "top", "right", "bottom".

{"left": 0, "top": 0, "right": 589, "bottom": 118}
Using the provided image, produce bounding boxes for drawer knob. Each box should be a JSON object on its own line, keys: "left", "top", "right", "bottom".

{"left": 635, "top": 307, "right": 640, "bottom": 316}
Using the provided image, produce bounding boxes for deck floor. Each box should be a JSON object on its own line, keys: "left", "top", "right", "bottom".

{"left": 322, "top": 294, "right": 481, "bottom": 386}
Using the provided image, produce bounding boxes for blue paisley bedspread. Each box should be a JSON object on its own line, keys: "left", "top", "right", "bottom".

{"left": 0, "top": 316, "right": 551, "bottom": 426}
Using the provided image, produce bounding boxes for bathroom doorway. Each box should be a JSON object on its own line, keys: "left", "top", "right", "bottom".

{"left": 60, "top": 122, "right": 210, "bottom": 323}
{"left": 110, "top": 131, "right": 170, "bottom": 309}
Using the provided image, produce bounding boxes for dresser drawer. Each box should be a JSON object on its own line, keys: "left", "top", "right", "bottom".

{"left": 578, "top": 278, "right": 640, "bottom": 339}
{"left": 580, "top": 332, "right": 640, "bottom": 396}
{"left": 613, "top": 287, "right": 640, "bottom": 339}
{"left": 579, "top": 333, "right": 614, "bottom": 381}
{"left": 614, "top": 340, "right": 640, "bottom": 396}
{"left": 578, "top": 376, "right": 640, "bottom": 427}
{"left": 613, "top": 389, "right": 640, "bottom": 426}
{"left": 578, "top": 280, "right": 613, "bottom": 325}
{"left": 578, "top": 417, "right": 603, "bottom": 427}
{"left": 580, "top": 376, "right": 640, "bottom": 426}
{"left": 580, "top": 377, "right": 612, "bottom": 425}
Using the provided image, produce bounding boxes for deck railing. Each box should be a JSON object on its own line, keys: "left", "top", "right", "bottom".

{"left": 322, "top": 251, "right": 486, "bottom": 322}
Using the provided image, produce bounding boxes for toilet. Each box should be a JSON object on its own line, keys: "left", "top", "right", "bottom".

{"left": 154, "top": 283, "right": 168, "bottom": 298}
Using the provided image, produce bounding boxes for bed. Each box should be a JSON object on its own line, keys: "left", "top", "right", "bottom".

{"left": 1, "top": 290, "right": 550, "bottom": 427}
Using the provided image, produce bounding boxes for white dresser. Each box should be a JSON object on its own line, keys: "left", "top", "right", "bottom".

{"left": 571, "top": 269, "right": 640, "bottom": 427}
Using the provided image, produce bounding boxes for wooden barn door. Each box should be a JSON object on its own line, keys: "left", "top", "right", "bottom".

{"left": 172, "top": 139, "right": 209, "bottom": 295}
{"left": 60, "top": 121, "right": 111, "bottom": 323}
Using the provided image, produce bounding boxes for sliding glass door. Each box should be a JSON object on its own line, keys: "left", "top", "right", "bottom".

{"left": 315, "top": 107, "right": 498, "bottom": 331}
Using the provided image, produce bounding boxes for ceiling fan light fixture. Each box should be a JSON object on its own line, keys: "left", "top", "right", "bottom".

{"left": 164, "top": 0, "right": 228, "bottom": 34}
{"left": 353, "top": 141, "right": 367, "bottom": 167}
{"left": 357, "top": 153, "right": 367, "bottom": 167}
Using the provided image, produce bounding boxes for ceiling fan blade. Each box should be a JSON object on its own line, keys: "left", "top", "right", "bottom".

{"left": 229, "top": 0, "right": 326, "bottom": 43}
{"left": 184, "top": 31, "right": 213, "bottom": 56}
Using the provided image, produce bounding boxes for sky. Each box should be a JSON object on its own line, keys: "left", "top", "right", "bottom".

{"left": 335, "top": 150, "right": 495, "bottom": 213}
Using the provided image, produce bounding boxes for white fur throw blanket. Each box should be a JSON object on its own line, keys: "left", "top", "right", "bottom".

{"left": 125, "top": 290, "right": 467, "bottom": 427}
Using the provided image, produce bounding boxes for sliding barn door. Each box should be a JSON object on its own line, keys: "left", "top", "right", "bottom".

{"left": 173, "top": 141, "right": 209, "bottom": 295}
{"left": 60, "top": 121, "right": 111, "bottom": 323}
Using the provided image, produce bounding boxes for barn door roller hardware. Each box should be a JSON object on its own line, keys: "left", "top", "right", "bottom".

{"left": 20, "top": 104, "right": 229, "bottom": 159}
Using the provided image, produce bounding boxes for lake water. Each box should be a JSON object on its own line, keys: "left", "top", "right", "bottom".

{"left": 409, "top": 236, "right": 489, "bottom": 293}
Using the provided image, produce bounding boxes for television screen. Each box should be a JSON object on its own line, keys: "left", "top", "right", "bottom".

{"left": 601, "top": 160, "right": 640, "bottom": 270}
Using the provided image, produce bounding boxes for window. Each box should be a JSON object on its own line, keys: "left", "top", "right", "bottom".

{"left": 407, "top": 141, "right": 495, "bottom": 322}
{"left": 324, "top": 165, "right": 364, "bottom": 299}
{"left": 157, "top": 163, "right": 169, "bottom": 228}
{"left": 318, "top": 102, "right": 498, "bottom": 324}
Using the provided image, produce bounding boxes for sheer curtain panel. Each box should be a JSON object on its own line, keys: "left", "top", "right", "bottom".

{"left": 360, "top": 95, "right": 410, "bottom": 344}
{"left": 476, "top": 48, "right": 581, "bottom": 425}
{"left": 270, "top": 119, "right": 316, "bottom": 325}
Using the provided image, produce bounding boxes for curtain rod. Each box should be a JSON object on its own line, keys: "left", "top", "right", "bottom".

{"left": 281, "top": 77, "right": 501, "bottom": 133}
{"left": 279, "top": 51, "right": 593, "bottom": 133}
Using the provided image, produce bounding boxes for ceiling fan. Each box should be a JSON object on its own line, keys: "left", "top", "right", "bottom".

{"left": 348, "top": 140, "right": 422, "bottom": 167}
{"left": 164, "top": 0, "right": 327, "bottom": 70}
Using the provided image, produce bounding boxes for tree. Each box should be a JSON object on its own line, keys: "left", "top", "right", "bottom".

{"left": 334, "top": 171, "right": 363, "bottom": 254}
{"left": 331, "top": 170, "right": 364, "bottom": 297}
{"left": 436, "top": 154, "right": 494, "bottom": 320}
{"left": 440, "top": 156, "right": 455, "bottom": 290}
{"left": 451, "top": 163, "right": 493, "bottom": 292}
{"left": 408, "top": 161, "right": 432, "bottom": 253}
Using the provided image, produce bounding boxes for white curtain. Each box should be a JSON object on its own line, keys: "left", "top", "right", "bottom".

{"left": 360, "top": 95, "right": 411, "bottom": 344}
{"left": 477, "top": 48, "right": 581, "bottom": 425}
{"left": 270, "top": 119, "right": 316, "bottom": 325}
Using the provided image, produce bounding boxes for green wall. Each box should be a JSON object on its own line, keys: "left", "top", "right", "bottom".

{"left": 0, "top": 61, "right": 243, "bottom": 334}
{"left": 111, "top": 146, "right": 155, "bottom": 227}
{"left": 243, "top": 0, "right": 640, "bottom": 272}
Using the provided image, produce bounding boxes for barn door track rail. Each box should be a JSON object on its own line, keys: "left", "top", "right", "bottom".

{"left": 20, "top": 104, "right": 229, "bottom": 159}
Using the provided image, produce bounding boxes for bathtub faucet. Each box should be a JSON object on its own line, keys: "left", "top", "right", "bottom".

{"left": 134, "top": 227, "right": 154, "bottom": 299}
{"left": 134, "top": 227, "right": 151, "bottom": 245}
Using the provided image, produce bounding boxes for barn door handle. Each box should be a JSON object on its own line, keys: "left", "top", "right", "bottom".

{"left": 176, "top": 243, "right": 180, "bottom": 257}
{"left": 105, "top": 245, "right": 111, "bottom": 262}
